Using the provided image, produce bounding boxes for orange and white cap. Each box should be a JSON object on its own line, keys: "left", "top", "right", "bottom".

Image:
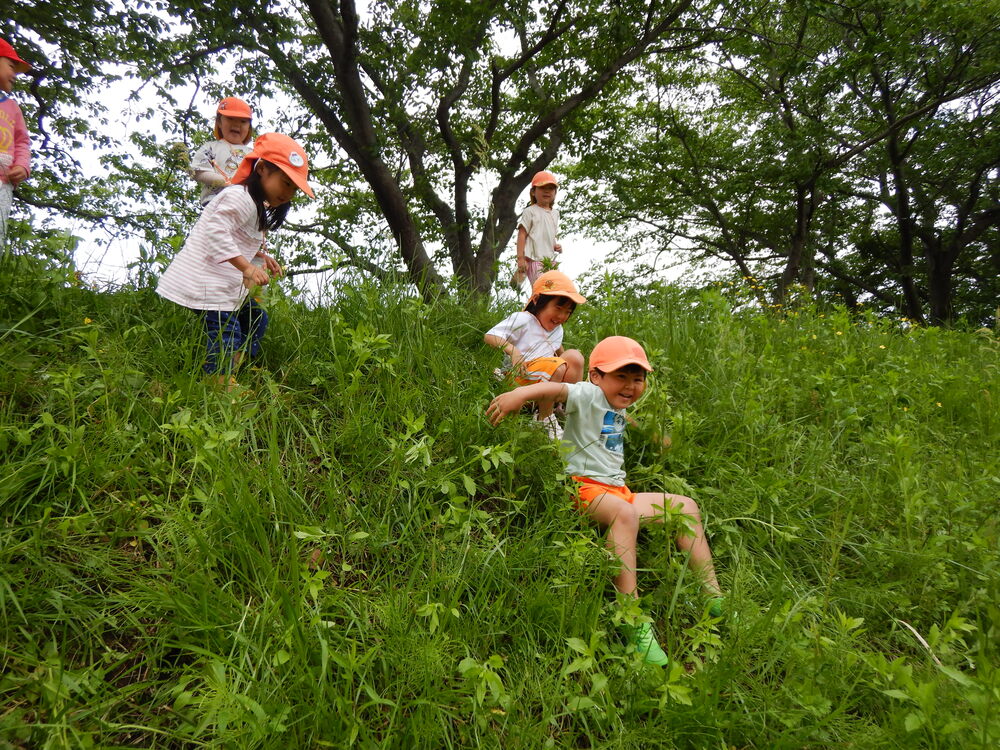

{"left": 231, "top": 133, "right": 315, "bottom": 199}
{"left": 527, "top": 270, "right": 586, "bottom": 306}
{"left": 216, "top": 97, "right": 253, "bottom": 119}
{"left": 0, "top": 39, "right": 30, "bottom": 74}
{"left": 588, "top": 336, "right": 653, "bottom": 373}
{"left": 531, "top": 170, "right": 558, "bottom": 187}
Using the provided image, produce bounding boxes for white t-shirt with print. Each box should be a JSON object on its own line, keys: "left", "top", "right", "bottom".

{"left": 517, "top": 204, "right": 560, "bottom": 262}
{"left": 563, "top": 381, "right": 628, "bottom": 486}
{"left": 191, "top": 139, "right": 253, "bottom": 205}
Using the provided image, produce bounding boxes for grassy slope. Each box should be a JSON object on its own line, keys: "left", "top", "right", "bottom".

{"left": 0, "top": 262, "right": 997, "bottom": 748}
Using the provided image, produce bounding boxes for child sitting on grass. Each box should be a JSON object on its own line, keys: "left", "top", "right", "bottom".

{"left": 484, "top": 270, "right": 586, "bottom": 439}
{"left": 486, "top": 335, "right": 725, "bottom": 666}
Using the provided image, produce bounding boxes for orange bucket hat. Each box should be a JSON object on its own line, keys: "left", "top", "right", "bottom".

{"left": 531, "top": 170, "right": 558, "bottom": 187}
{"left": 0, "top": 39, "right": 31, "bottom": 74}
{"left": 527, "top": 270, "right": 586, "bottom": 306}
{"left": 231, "top": 133, "right": 315, "bottom": 199}
{"left": 588, "top": 336, "right": 653, "bottom": 373}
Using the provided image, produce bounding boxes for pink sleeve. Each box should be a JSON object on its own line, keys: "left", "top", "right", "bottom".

{"left": 12, "top": 104, "right": 30, "bottom": 176}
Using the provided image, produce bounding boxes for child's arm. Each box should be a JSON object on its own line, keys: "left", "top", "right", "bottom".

{"left": 515, "top": 226, "right": 529, "bottom": 273}
{"left": 487, "top": 382, "right": 568, "bottom": 425}
{"left": 189, "top": 143, "right": 228, "bottom": 187}
{"left": 484, "top": 333, "right": 525, "bottom": 373}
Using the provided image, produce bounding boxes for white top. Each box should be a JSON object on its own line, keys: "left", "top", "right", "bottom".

{"left": 562, "top": 381, "right": 627, "bottom": 486}
{"left": 156, "top": 186, "right": 263, "bottom": 311}
{"left": 486, "top": 311, "right": 563, "bottom": 368}
{"left": 190, "top": 139, "right": 253, "bottom": 205}
{"left": 517, "top": 204, "right": 560, "bottom": 262}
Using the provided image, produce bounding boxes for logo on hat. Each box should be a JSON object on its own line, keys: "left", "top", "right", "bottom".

{"left": 289, "top": 152, "right": 304, "bottom": 167}
{"left": 543, "top": 279, "right": 555, "bottom": 291}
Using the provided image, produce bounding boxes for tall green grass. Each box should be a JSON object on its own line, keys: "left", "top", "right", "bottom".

{"left": 1, "top": 258, "right": 997, "bottom": 748}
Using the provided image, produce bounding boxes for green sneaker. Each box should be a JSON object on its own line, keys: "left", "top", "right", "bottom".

{"left": 707, "top": 596, "right": 726, "bottom": 619}
{"left": 622, "top": 621, "right": 670, "bottom": 667}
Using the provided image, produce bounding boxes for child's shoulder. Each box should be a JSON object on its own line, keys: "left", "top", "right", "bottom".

{"left": 494, "top": 309, "right": 532, "bottom": 325}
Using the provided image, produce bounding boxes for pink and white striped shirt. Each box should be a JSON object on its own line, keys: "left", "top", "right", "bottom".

{"left": 157, "top": 186, "right": 263, "bottom": 311}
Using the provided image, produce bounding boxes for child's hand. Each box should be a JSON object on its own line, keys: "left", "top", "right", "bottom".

{"left": 509, "top": 346, "right": 525, "bottom": 373}
{"left": 486, "top": 391, "right": 524, "bottom": 425}
{"left": 554, "top": 242, "right": 562, "bottom": 254}
{"left": 242, "top": 266, "right": 270, "bottom": 289}
{"left": 6, "top": 166, "right": 28, "bottom": 186}
{"left": 257, "top": 252, "right": 284, "bottom": 277}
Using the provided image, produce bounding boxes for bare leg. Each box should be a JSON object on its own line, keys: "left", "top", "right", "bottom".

{"left": 562, "top": 349, "right": 584, "bottom": 384}
{"left": 581, "top": 492, "right": 642, "bottom": 597}
{"left": 535, "top": 363, "right": 568, "bottom": 421}
{"left": 632, "top": 492, "right": 722, "bottom": 594}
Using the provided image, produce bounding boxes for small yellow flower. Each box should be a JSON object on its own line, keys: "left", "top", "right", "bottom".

{"left": 811, "top": 334, "right": 817, "bottom": 339}
{"left": 836, "top": 331, "right": 843, "bottom": 335}
{"left": 84, "top": 318, "right": 93, "bottom": 324}
{"left": 879, "top": 345, "right": 886, "bottom": 349}
{"left": 903, "top": 407, "right": 909, "bottom": 412}
{"left": 936, "top": 402, "right": 942, "bottom": 408}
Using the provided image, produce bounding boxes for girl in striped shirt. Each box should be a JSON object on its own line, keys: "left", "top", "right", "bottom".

{"left": 157, "top": 133, "right": 314, "bottom": 388}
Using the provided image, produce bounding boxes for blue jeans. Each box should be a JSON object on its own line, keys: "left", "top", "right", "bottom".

{"left": 197, "top": 299, "right": 269, "bottom": 374}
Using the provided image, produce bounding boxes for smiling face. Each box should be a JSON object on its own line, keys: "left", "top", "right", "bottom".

{"left": 257, "top": 161, "right": 299, "bottom": 206}
{"left": 0, "top": 57, "right": 17, "bottom": 94}
{"left": 591, "top": 366, "right": 647, "bottom": 409}
{"left": 534, "top": 296, "right": 576, "bottom": 331}
{"left": 218, "top": 113, "right": 252, "bottom": 145}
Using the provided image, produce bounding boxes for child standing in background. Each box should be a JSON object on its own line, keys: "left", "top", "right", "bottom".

{"left": 487, "top": 336, "right": 725, "bottom": 667}
{"left": 158, "top": 133, "right": 314, "bottom": 388}
{"left": 0, "top": 38, "right": 31, "bottom": 253}
{"left": 515, "top": 170, "right": 562, "bottom": 286}
{"left": 485, "top": 270, "right": 586, "bottom": 439}
{"left": 189, "top": 97, "right": 254, "bottom": 207}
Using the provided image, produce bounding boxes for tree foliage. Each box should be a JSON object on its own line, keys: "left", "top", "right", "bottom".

{"left": 8, "top": 0, "right": 715, "bottom": 298}
{"left": 6, "top": 0, "right": 999, "bottom": 318}
{"left": 567, "top": 0, "right": 1000, "bottom": 324}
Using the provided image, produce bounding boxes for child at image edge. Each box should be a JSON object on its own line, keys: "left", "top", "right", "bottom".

{"left": 0, "top": 38, "right": 31, "bottom": 252}
{"left": 157, "top": 133, "right": 315, "bottom": 388}
{"left": 487, "top": 336, "right": 725, "bottom": 666}
{"left": 515, "top": 170, "right": 562, "bottom": 286}
{"left": 190, "top": 97, "right": 254, "bottom": 207}
{"left": 484, "top": 270, "right": 585, "bottom": 439}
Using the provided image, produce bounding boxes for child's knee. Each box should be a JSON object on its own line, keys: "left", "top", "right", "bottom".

{"left": 675, "top": 495, "right": 703, "bottom": 523}
{"left": 614, "top": 503, "right": 641, "bottom": 532}
{"left": 564, "top": 349, "right": 584, "bottom": 381}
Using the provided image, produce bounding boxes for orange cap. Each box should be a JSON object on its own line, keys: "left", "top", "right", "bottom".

{"left": 217, "top": 97, "right": 253, "bottom": 119}
{"left": 528, "top": 270, "right": 586, "bottom": 306}
{"left": 231, "top": 133, "right": 315, "bottom": 199}
{"left": 588, "top": 336, "right": 653, "bottom": 373}
{"left": 531, "top": 170, "right": 558, "bottom": 187}
{"left": 0, "top": 39, "right": 30, "bottom": 74}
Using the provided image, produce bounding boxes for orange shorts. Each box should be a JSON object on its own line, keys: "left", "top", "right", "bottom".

{"left": 514, "top": 356, "right": 567, "bottom": 386}
{"left": 573, "top": 477, "right": 636, "bottom": 509}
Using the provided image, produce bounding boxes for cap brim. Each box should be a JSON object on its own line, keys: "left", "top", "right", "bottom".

{"left": 277, "top": 164, "right": 315, "bottom": 198}
{"left": 553, "top": 290, "right": 586, "bottom": 304}
{"left": 595, "top": 357, "right": 653, "bottom": 372}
